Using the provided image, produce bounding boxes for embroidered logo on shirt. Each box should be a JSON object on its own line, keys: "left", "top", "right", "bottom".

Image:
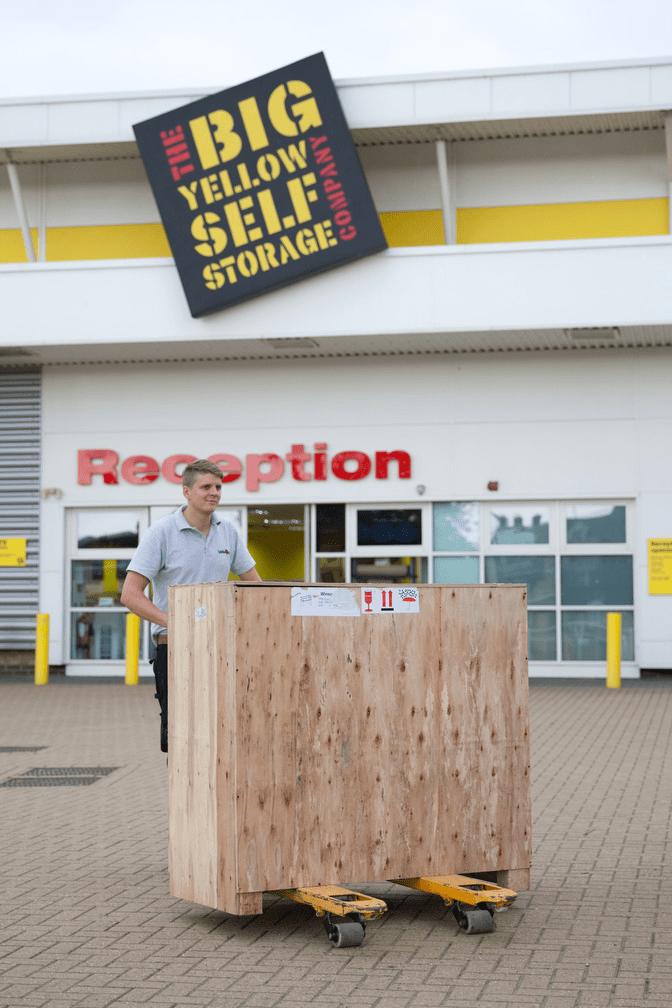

{"left": 219, "top": 549, "right": 230, "bottom": 554}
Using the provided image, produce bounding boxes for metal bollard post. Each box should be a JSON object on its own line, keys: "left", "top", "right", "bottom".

{"left": 34, "top": 613, "right": 49, "bottom": 686}
{"left": 606, "top": 612, "right": 621, "bottom": 689}
{"left": 125, "top": 613, "right": 141, "bottom": 686}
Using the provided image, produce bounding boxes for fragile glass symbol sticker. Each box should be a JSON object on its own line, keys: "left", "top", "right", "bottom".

{"left": 361, "top": 587, "right": 420, "bottom": 614}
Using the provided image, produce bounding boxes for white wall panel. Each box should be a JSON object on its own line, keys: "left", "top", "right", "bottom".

{"left": 48, "top": 101, "right": 120, "bottom": 143}
{"left": 651, "top": 65, "right": 672, "bottom": 104}
{"left": 2, "top": 239, "right": 671, "bottom": 347}
{"left": 570, "top": 67, "right": 651, "bottom": 111}
{"left": 414, "top": 76, "right": 491, "bottom": 122}
{"left": 359, "top": 143, "right": 440, "bottom": 211}
{"left": 0, "top": 164, "right": 41, "bottom": 228}
{"left": 45, "top": 160, "right": 159, "bottom": 226}
{"left": 491, "top": 73, "right": 571, "bottom": 115}
{"left": 455, "top": 132, "right": 667, "bottom": 206}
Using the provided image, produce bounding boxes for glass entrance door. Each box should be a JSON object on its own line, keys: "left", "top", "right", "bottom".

{"left": 247, "top": 505, "right": 308, "bottom": 581}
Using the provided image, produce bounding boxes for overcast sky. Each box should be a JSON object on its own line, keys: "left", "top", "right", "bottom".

{"left": 3, "top": 0, "right": 671, "bottom": 99}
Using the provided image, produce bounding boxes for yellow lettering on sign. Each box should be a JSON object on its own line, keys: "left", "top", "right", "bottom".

{"left": 0, "top": 537, "right": 27, "bottom": 567}
{"left": 191, "top": 212, "right": 228, "bottom": 257}
{"left": 648, "top": 538, "right": 672, "bottom": 594}
{"left": 190, "top": 109, "right": 243, "bottom": 169}
{"left": 268, "top": 80, "right": 322, "bottom": 136}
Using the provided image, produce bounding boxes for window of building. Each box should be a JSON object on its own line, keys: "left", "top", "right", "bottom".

{"left": 67, "top": 508, "right": 148, "bottom": 662}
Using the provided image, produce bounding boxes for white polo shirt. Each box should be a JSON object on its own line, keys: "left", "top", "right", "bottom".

{"left": 127, "top": 507, "right": 256, "bottom": 640}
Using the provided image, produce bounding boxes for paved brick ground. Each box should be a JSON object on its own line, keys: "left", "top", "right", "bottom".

{"left": 0, "top": 679, "right": 671, "bottom": 1008}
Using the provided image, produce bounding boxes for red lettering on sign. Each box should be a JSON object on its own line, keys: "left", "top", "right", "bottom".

{"left": 208, "top": 453, "right": 243, "bottom": 483}
{"left": 331, "top": 451, "right": 371, "bottom": 481}
{"left": 161, "top": 454, "right": 198, "bottom": 484}
{"left": 121, "top": 456, "right": 160, "bottom": 485}
{"left": 374, "top": 450, "right": 412, "bottom": 480}
{"left": 77, "top": 446, "right": 412, "bottom": 489}
{"left": 285, "top": 443, "right": 312, "bottom": 481}
{"left": 77, "top": 449, "right": 119, "bottom": 485}
{"left": 246, "top": 453, "right": 284, "bottom": 491}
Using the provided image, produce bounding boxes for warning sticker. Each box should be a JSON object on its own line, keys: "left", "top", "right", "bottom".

{"left": 291, "top": 587, "right": 361, "bottom": 617}
{"left": 361, "top": 587, "right": 420, "bottom": 614}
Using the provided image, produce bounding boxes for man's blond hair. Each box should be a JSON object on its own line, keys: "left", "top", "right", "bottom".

{"left": 182, "top": 459, "right": 224, "bottom": 488}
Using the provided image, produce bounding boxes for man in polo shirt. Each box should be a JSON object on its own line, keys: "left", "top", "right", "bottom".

{"left": 120, "top": 459, "right": 261, "bottom": 752}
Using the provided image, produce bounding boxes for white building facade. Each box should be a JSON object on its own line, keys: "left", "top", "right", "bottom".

{"left": 2, "top": 57, "right": 672, "bottom": 676}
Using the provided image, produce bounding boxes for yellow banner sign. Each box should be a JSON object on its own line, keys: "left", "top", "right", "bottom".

{"left": 648, "top": 538, "right": 672, "bottom": 594}
{"left": 0, "top": 538, "right": 27, "bottom": 567}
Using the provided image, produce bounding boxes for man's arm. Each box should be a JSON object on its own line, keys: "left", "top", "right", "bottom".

{"left": 238, "top": 566, "right": 262, "bottom": 582}
{"left": 120, "top": 571, "right": 168, "bottom": 627}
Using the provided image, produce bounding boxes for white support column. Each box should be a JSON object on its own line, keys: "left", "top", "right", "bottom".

{"left": 6, "top": 159, "right": 36, "bottom": 262}
{"left": 665, "top": 114, "right": 672, "bottom": 235}
{"left": 38, "top": 163, "right": 47, "bottom": 262}
{"left": 435, "top": 139, "right": 456, "bottom": 245}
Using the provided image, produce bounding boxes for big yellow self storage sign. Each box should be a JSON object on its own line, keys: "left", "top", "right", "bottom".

{"left": 133, "top": 53, "right": 387, "bottom": 317}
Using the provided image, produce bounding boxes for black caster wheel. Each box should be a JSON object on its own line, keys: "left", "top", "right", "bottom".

{"left": 456, "top": 907, "right": 495, "bottom": 934}
{"left": 328, "top": 921, "right": 366, "bottom": 948}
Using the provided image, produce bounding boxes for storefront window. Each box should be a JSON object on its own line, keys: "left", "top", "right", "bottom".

{"left": 351, "top": 556, "right": 427, "bottom": 583}
{"left": 560, "top": 556, "right": 633, "bottom": 606}
{"left": 77, "top": 511, "right": 141, "bottom": 549}
{"left": 316, "top": 557, "right": 346, "bottom": 582}
{"left": 433, "top": 502, "right": 479, "bottom": 551}
{"left": 484, "top": 555, "right": 556, "bottom": 605}
{"left": 316, "top": 504, "right": 346, "bottom": 552}
{"left": 69, "top": 508, "right": 148, "bottom": 663}
{"left": 566, "top": 505, "right": 626, "bottom": 544}
{"left": 529, "top": 611, "right": 556, "bottom": 661}
{"left": 488, "top": 505, "right": 550, "bottom": 545}
{"left": 71, "top": 559, "right": 130, "bottom": 607}
{"left": 433, "top": 556, "right": 479, "bottom": 584}
{"left": 562, "top": 611, "right": 634, "bottom": 661}
{"left": 71, "top": 612, "right": 127, "bottom": 660}
{"left": 356, "top": 509, "right": 422, "bottom": 547}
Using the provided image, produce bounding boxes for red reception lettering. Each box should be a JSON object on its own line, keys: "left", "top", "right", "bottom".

{"left": 374, "top": 450, "right": 412, "bottom": 479}
{"left": 161, "top": 454, "right": 198, "bottom": 484}
{"left": 331, "top": 451, "right": 372, "bottom": 481}
{"left": 121, "top": 455, "right": 160, "bottom": 485}
{"left": 77, "top": 449, "right": 119, "bottom": 485}
{"left": 208, "top": 453, "right": 243, "bottom": 483}
{"left": 285, "top": 443, "right": 312, "bottom": 481}
{"left": 245, "top": 453, "right": 285, "bottom": 491}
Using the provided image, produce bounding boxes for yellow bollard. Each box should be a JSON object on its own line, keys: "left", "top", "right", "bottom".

{"left": 125, "top": 613, "right": 141, "bottom": 686}
{"left": 606, "top": 612, "right": 621, "bottom": 689}
{"left": 34, "top": 613, "right": 49, "bottom": 686}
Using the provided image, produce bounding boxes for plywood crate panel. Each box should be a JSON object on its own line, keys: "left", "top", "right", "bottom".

{"left": 168, "top": 583, "right": 531, "bottom": 915}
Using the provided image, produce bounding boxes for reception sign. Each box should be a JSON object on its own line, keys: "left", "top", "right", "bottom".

{"left": 133, "top": 53, "right": 387, "bottom": 317}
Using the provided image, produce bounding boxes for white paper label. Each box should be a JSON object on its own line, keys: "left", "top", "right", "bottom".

{"left": 291, "top": 587, "right": 361, "bottom": 617}
{"left": 361, "top": 586, "right": 420, "bottom": 614}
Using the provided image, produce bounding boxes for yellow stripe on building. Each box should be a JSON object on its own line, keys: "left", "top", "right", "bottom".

{"left": 456, "top": 197, "right": 669, "bottom": 244}
{"left": 0, "top": 228, "right": 38, "bottom": 263}
{"left": 380, "top": 209, "right": 445, "bottom": 247}
{"left": 0, "top": 197, "right": 668, "bottom": 264}
{"left": 46, "top": 223, "right": 172, "bottom": 260}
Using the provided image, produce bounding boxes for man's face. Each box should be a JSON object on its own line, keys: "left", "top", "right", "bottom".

{"left": 183, "top": 474, "right": 222, "bottom": 513}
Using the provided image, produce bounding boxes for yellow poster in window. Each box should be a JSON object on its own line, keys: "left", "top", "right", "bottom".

{"left": 0, "top": 538, "right": 27, "bottom": 566}
{"left": 648, "top": 539, "right": 672, "bottom": 594}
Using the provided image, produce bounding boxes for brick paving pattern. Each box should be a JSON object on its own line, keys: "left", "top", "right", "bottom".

{"left": 0, "top": 679, "right": 671, "bottom": 1008}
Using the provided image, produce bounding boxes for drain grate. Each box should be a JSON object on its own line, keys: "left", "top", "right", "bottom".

{"left": 0, "top": 766, "right": 120, "bottom": 788}
{"left": 23, "top": 767, "right": 118, "bottom": 777}
{"left": 0, "top": 777, "right": 99, "bottom": 788}
{"left": 0, "top": 746, "right": 48, "bottom": 753}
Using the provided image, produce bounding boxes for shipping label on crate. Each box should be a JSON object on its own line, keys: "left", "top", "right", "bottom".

{"left": 291, "top": 587, "right": 360, "bottom": 616}
{"left": 361, "top": 587, "right": 420, "bottom": 614}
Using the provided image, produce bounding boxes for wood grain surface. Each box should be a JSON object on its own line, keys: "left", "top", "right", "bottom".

{"left": 169, "top": 583, "right": 531, "bottom": 914}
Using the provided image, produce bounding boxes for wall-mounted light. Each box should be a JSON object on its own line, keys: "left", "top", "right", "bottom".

{"left": 416, "top": 484, "right": 426, "bottom": 495}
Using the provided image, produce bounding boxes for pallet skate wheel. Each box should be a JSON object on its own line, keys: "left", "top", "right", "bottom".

{"left": 455, "top": 906, "right": 495, "bottom": 934}
{"left": 326, "top": 919, "right": 366, "bottom": 948}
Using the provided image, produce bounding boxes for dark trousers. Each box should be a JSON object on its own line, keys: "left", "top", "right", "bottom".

{"left": 152, "top": 643, "right": 168, "bottom": 753}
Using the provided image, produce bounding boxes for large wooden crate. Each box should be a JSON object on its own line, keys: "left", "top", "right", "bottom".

{"left": 168, "top": 582, "right": 531, "bottom": 916}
